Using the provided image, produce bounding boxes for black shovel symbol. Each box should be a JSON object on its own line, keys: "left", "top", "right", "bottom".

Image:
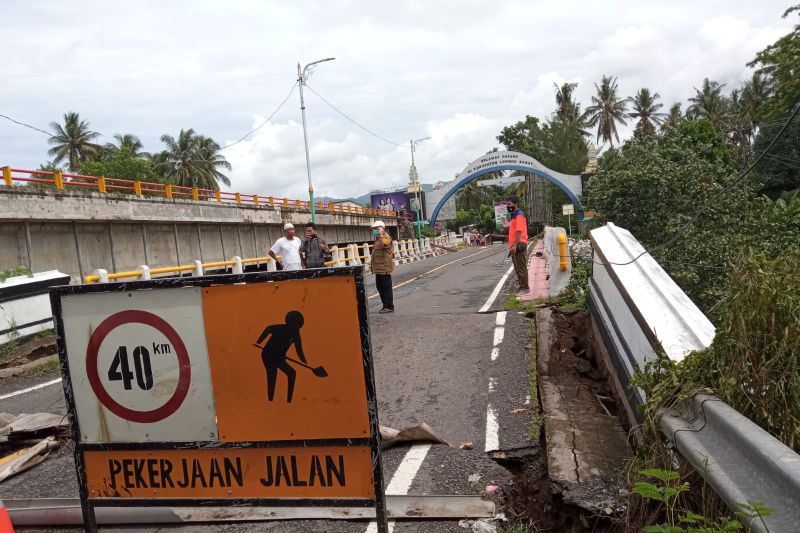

{"left": 253, "top": 311, "right": 328, "bottom": 403}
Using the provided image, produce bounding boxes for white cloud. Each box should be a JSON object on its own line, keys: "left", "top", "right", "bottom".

{"left": 0, "top": 0, "right": 794, "bottom": 197}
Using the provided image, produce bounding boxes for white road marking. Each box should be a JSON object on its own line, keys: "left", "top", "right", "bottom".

{"left": 0, "top": 377, "right": 62, "bottom": 401}
{"left": 364, "top": 444, "right": 432, "bottom": 532}
{"left": 491, "top": 347, "right": 500, "bottom": 362}
{"left": 493, "top": 327, "right": 505, "bottom": 347}
{"left": 485, "top": 404, "right": 500, "bottom": 452}
{"left": 495, "top": 311, "right": 507, "bottom": 326}
{"left": 488, "top": 377, "right": 496, "bottom": 392}
{"left": 478, "top": 265, "right": 513, "bottom": 313}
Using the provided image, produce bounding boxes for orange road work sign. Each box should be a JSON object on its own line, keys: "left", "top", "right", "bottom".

{"left": 51, "top": 267, "right": 387, "bottom": 533}
{"left": 202, "top": 276, "right": 370, "bottom": 442}
{"left": 84, "top": 446, "right": 375, "bottom": 499}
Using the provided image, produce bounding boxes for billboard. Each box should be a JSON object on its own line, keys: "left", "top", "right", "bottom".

{"left": 494, "top": 202, "right": 511, "bottom": 230}
{"left": 370, "top": 192, "right": 407, "bottom": 213}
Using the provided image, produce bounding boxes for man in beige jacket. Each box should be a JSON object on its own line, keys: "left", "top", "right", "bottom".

{"left": 370, "top": 221, "right": 394, "bottom": 313}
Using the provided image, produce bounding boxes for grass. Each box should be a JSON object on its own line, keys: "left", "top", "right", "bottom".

{"left": 501, "top": 522, "right": 545, "bottom": 533}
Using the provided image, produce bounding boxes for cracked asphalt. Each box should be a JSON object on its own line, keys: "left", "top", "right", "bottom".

{"left": 1, "top": 244, "right": 537, "bottom": 532}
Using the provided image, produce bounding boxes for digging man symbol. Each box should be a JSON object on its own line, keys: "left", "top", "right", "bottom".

{"left": 254, "top": 311, "right": 328, "bottom": 403}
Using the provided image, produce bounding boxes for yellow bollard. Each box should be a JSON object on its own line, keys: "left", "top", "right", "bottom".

{"left": 192, "top": 187, "right": 199, "bottom": 201}
{"left": 2, "top": 166, "right": 11, "bottom": 187}
{"left": 269, "top": 196, "right": 274, "bottom": 207}
{"left": 134, "top": 180, "right": 142, "bottom": 197}
{"left": 253, "top": 194, "right": 259, "bottom": 206}
{"left": 97, "top": 175, "right": 107, "bottom": 193}
{"left": 558, "top": 232, "right": 568, "bottom": 272}
{"left": 165, "top": 184, "right": 173, "bottom": 198}
{"left": 54, "top": 170, "right": 64, "bottom": 190}
{"left": 215, "top": 190, "right": 222, "bottom": 202}
{"left": 235, "top": 192, "right": 241, "bottom": 204}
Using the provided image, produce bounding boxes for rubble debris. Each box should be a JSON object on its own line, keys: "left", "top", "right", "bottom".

{"left": 0, "top": 437, "right": 58, "bottom": 483}
{"left": 0, "top": 413, "right": 69, "bottom": 444}
{"left": 379, "top": 422, "right": 448, "bottom": 449}
{"left": 458, "top": 442, "right": 474, "bottom": 450}
{"left": 468, "top": 473, "right": 481, "bottom": 483}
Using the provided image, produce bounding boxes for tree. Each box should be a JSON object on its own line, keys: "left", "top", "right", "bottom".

{"left": 497, "top": 115, "right": 588, "bottom": 174}
{"left": 686, "top": 78, "right": 729, "bottom": 130}
{"left": 155, "top": 128, "right": 232, "bottom": 190}
{"left": 104, "top": 134, "right": 149, "bottom": 159}
{"left": 748, "top": 5, "right": 800, "bottom": 120}
{"left": 752, "top": 119, "right": 800, "bottom": 198}
{"left": 586, "top": 123, "right": 752, "bottom": 317}
{"left": 584, "top": 75, "right": 629, "bottom": 147}
{"left": 47, "top": 112, "right": 101, "bottom": 172}
{"left": 79, "top": 153, "right": 162, "bottom": 185}
{"left": 660, "top": 103, "right": 684, "bottom": 132}
{"left": 628, "top": 88, "right": 665, "bottom": 136}
{"left": 455, "top": 182, "right": 489, "bottom": 211}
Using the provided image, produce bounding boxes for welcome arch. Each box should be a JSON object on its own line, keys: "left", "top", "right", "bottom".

{"left": 429, "top": 151, "right": 583, "bottom": 225}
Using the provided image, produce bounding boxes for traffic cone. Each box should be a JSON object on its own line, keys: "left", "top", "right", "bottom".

{"left": 0, "top": 497, "right": 13, "bottom": 533}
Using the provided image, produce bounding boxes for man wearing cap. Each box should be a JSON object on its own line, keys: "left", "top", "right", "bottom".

{"left": 370, "top": 220, "right": 394, "bottom": 313}
{"left": 269, "top": 223, "right": 302, "bottom": 271}
{"left": 507, "top": 195, "right": 530, "bottom": 296}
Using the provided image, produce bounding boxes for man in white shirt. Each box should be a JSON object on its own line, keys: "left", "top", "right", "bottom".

{"left": 269, "top": 223, "right": 302, "bottom": 271}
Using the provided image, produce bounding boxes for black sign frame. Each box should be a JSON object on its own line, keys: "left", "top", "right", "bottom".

{"left": 50, "top": 266, "right": 388, "bottom": 532}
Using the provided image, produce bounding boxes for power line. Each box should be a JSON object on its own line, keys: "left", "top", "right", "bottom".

{"left": 598, "top": 102, "right": 800, "bottom": 267}
{"left": 304, "top": 83, "right": 405, "bottom": 147}
{"left": 0, "top": 114, "right": 51, "bottom": 137}
{"left": 219, "top": 82, "right": 297, "bottom": 150}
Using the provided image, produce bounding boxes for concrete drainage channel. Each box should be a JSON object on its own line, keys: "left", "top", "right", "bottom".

{"left": 485, "top": 305, "right": 629, "bottom": 532}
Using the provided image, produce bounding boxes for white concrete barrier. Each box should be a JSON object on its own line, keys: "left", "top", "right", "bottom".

{"left": 232, "top": 256, "right": 243, "bottom": 274}
{"left": 362, "top": 243, "right": 372, "bottom": 272}
{"left": 136, "top": 265, "right": 151, "bottom": 280}
{"left": 192, "top": 261, "right": 203, "bottom": 277}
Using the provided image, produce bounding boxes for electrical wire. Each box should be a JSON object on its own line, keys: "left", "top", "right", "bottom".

{"left": 218, "top": 82, "right": 297, "bottom": 150}
{"left": 0, "top": 113, "right": 51, "bottom": 136}
{"left": 597, "top": 102, "right": 800, "bottom": 267}
{"left": 304, "top": 84, "right": 405, "bottom": 147}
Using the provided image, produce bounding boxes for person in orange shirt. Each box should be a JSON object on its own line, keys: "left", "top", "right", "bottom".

{"left": 506, "top": 195, "right": 529, "bottom": 296}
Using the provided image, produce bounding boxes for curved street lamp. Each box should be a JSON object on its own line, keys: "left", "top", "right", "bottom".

{"left": 297, "top": 57, "right": 335, "bottom": 223}
{"left": 409, "top": 137, "right": 431, "bottom": 241}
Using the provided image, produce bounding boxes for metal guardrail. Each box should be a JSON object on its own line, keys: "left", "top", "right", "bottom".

{"left": 588, "top": 223, "right": 800, "bottom": 532}
{"left": 2, "top": 166, "right": 397, "bottom": 218}
{"left": 658, "top": 395, "right": 800, "bottom": 533}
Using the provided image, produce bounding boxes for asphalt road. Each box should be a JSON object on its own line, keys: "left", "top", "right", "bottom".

{"left": 1, "top": 244, "right": 536, "bottom": 532}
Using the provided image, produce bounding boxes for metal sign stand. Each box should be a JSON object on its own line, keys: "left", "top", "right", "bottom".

{"left": 51, "top": 267, "right": 388, "bottom": 533}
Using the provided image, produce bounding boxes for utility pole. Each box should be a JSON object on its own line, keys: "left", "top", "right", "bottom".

{"left": 297, "top": 57, "right": 335, "bottom": 224}
{"left": 408, "top": 137, "right": 430, "bottom": 242}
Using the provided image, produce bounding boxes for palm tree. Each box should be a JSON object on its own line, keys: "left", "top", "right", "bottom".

{"left": 195, "top": 136, "right": 231, "bottom": 187}
{"left": 47, "top": 112, "right": 101, "bottom": 171}
{"left": 739, "top": 73, "right": 772, "bottom": 134}
{"left": 456, "top": 182, "right": 489, "bottom": 211}
{"left": 553, "top": 82, "right": 590, "bottom": 137}
{"left": 105, "top": 133, "right": 149, "bottom": 159}
{"left": 687, "top": 78, "right": 728, "bottom": 130}
{"left": 584, "top": 75, "right": 629, "bottom": 147}
{"left": 628, "top": 88, "right": 666, "bottom": 136}
{"left": 660, "top": 103, "right": 684, "bottom": 132}
{"left": 157, "top": 129, "right": 232, "bottom": 190}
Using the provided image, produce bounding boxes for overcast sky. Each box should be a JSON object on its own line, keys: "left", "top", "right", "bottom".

{"left": 1, "top": 1, "right": 793, "bottom": 199}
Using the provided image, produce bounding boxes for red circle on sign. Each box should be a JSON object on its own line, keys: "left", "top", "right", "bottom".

{"left": 86, "top": 310, "right": 191, "bottom": 423}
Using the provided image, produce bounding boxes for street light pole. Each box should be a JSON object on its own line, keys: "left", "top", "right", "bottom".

{"left": 409, "top": 137, "right": 430, "bottom": 242}
{"left": 297, "top": 57, "right": 335, "bottom": 224}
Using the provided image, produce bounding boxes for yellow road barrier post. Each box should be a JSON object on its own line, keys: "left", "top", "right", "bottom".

{"left": 215, "top": 190, "right": 222, "bottom": 202}
{"left": 97, "top": 175, "right": 107, "bottom": 193}
{"left": 192, "top": 187, "right": 199, "bottom": 200}
{"left": 2, "top": 166, "right": 11, "bottom": 187}
{"left": 165, "top": 184, "right": 173, "bottom": 198}
{"left": 558, "top": 232, "right": 568, "bottom": 272}
{"left": 235, "top": 192, "right": 242, "bottom": 204}
{"left": 253, "top": 194, "right": 259, "bottom": 206}
{"left": 134, "top": 180, "right": 142, "bottom": 197}
{"left": 54, "top": 170, "right": 65, "bottom": 190}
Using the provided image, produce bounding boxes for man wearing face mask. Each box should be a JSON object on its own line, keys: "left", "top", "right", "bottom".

{"left": 370, "top": 220, "right": 395, "bottom": 313}
{"left": 506, "top": 195, "right": 530, "bottom": 296}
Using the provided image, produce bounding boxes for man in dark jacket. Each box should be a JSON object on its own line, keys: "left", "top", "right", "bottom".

{"left": 300, "top": 222, "right": 330, "bottom": 268}
{"left": 370, "top": 220, "right": 394, "bottom": 313}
